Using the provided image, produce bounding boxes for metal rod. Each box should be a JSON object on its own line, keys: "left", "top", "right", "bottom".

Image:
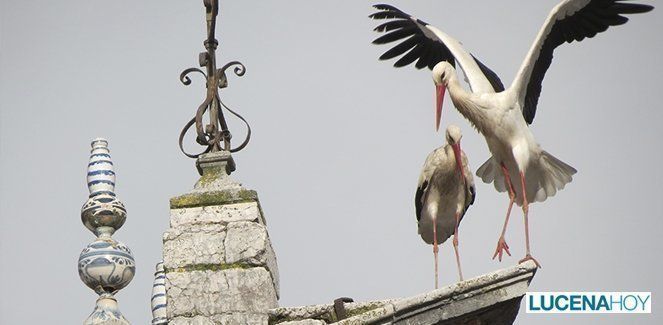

{"left": 178, "top": 0, "right": 251, "bottom": 159}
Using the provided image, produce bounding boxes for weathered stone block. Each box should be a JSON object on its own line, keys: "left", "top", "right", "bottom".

{"left": 166, "top": 268, "right": 278, "bottom": 318}
{"left": 224, "top": 221, "right": 268, "bottom": 265}
{"left": 225, "top": 221, "right": 279, "bottom": 296}
{"left": 211, "top": 313, "right": 269, "bottom": 325}
{"left": 169, "top": 313, "right": 268, "bottom": 325}
{"left": 169, "top": 315, "right": 214, "bottom": 325}
{"left": 264, "top": 240, "right": 280, "bottom": 297}
{"left": 170, "top": 202, "right": 262, "bottom": 228}
{"left": 279, "top": 320, "right": 326, "bottom": 325}
{"left": 163, "top": 224, "right": 226, "bottom": 269}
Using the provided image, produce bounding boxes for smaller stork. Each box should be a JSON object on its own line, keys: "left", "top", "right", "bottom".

{"left": 416, "top": 125, "right": 476, "bottom": 288}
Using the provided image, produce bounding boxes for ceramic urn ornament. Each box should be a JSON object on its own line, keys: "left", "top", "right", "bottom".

{"left": 77, "top": 139, "right": 135, "bottom": 325}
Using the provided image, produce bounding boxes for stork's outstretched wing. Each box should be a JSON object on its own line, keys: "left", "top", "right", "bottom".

{"left": 511, "top": 0, "right": 653, "bottom": 124}
{"left": 370, "top": 4, "right": 505, "bottom": 94}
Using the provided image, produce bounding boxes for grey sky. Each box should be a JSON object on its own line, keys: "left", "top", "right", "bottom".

{"left": 1, "top": 0, "right": 661, "bottom": 324}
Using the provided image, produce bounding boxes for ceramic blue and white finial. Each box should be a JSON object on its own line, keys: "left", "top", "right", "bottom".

{"left": 81, "top": 138, "right": 127, "bottom": 237}
{"left": 151, "top": 262, "right": 168, "bottom": 325}
{"left": 87, "top": 138, "right": 116, "bottom": 197}
{"left": 78, "top": 139, "right": 134, "bottom": 325}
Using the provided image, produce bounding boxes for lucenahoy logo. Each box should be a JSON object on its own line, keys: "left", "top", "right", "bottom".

{"left": 526, "top": 292, "right": 651, "bottom": 314}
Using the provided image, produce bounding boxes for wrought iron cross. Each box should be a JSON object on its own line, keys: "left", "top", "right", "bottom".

{"left": 179, "top": 0, "right": 251, "bottom": 160}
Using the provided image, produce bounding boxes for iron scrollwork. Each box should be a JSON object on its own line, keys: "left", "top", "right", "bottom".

{"left": 178, "top": 0, "right": 251, "bottom": 160}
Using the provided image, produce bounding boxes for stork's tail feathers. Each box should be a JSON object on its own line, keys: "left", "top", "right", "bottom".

{"left": 476, "top": 151, "right": 576, "bottom": 205}
{"left": 476, "top": 156, "right": 503, "bottom": 191}
{"left": 524, "top": 151, "right": 576, "bottom": 203}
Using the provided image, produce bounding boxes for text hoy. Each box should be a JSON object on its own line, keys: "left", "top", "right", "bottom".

{"left": 526, "top": 292, "right": 651, "bottom": 314}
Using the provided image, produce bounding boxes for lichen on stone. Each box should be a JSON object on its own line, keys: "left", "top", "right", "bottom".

{"left": 170, "top": 189, "right": 258, "bottom": 209}
{"left": 268, "top": 310, "right": 331, "bottom": 324}
{"left": 268, "top": 301, "right": 389, "bottom": 324}
{"left": 165, "top": 262, "right": 252, "bottom": 273}
{"left": 344, "top": 305, "right": 380, "bottom": 318}
{"left": 198, "top": 166, "right": 225, "bottom": 186}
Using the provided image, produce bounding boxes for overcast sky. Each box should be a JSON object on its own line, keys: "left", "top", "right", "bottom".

{"left": 1, "top": 0, "right": 661, "bottom": 324}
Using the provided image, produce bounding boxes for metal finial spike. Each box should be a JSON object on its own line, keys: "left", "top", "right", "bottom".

{"left": 87, "top": 138, "right": 116, "bottom": 197}
{"left": 178, "top": 0, "right": 251, "bottom": 162}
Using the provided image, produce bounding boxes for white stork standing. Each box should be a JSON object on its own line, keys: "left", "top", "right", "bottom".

{"left": 371, "top": 0, "right": 653, "bottom": 267}
{"left": 416, "top": 125, "right": 475, "bottom": 288}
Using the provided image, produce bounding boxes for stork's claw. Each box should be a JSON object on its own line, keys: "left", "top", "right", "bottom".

{"left": 519, "top": 254, "right": 542, "bottom": 268}
{"left": 492, "top": 237, "right": 511, "bottom": 261}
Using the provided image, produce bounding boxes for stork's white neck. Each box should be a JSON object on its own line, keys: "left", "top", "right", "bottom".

{"left": 445, "top": 73, "right": 489, "bottom": 135}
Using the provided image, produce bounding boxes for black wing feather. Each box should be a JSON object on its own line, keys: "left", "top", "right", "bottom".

{"left": 374, "top": 20, "right": 412, "bottom": 33}
{"left": 472, "top": 55, "right": 505, "bottom": 92}
{"left": 373, "top": 28, "right": 415, "bottom": 44}
{"left": 523, "top": 0, "right": 653, "bottom": 124}
{"left": 370, "top": 4, "right": 456, "bottom": 70}
{"left": 415, "top": 180, "right": 428, "bottom": 222}
{"left": 395, "top": 44, "right": 424, "bottom": 67}
{"left": 370, "top": 4, "right": 505, "bottom": 92}
{"left": 379, "top": 36, "right": 418, "bottom": 60}
{"left": 416, "top": 46, "right": 433, "bottom": 69}
{"left": 463, "top": 184, "right": 476, "bottom": 216}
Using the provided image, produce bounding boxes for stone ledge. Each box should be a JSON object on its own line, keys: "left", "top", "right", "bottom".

{"left": 279, "top": 320, "right": 326, "bottom": 325}
{"left": 170, "top": 202, "right": 262, "bottom": 228}
{"left": 170, "top": 313, "right": 269, "bottom": 325}
{"left": 340, "top": 261, "right": 538, "bottom": 324}
{"left": 269, "top": 261, "right": 537, "bottom": 325}
{"left": 164, "top": 262, "right": 252, "bottom": 273}
{"left": 170, "top": 189, "right": 258, "bottom": 209}
{"left": 268, "top": 300, "right": 394, "bottom": 324}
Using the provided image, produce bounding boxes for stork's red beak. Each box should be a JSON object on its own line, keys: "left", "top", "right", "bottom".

{"left": 435, "top": 84, "right": 446, "bottom": 131}
{"left": 451, "top": 142, "right": 465, "bottom": 181}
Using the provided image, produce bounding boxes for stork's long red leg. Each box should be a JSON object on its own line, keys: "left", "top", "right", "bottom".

{"left": 433, "top": 217, "right": 439, "bottom": 289}
{"left": 453, "top": 212, "right": 463, "bottom": 281}
{"left": 518, "top": 171, "right": 541, "bottom": 268}
{"left": 493, "top": 163, "right": 514, "bottom": 261}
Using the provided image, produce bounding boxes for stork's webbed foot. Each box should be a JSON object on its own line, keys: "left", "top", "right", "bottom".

{"left": 492, "top": 236, "right": 511, "bottom": 262}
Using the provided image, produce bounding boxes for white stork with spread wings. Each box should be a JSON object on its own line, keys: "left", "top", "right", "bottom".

{"left": 371, "top": 0, "right": 653, "bottom": 267}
